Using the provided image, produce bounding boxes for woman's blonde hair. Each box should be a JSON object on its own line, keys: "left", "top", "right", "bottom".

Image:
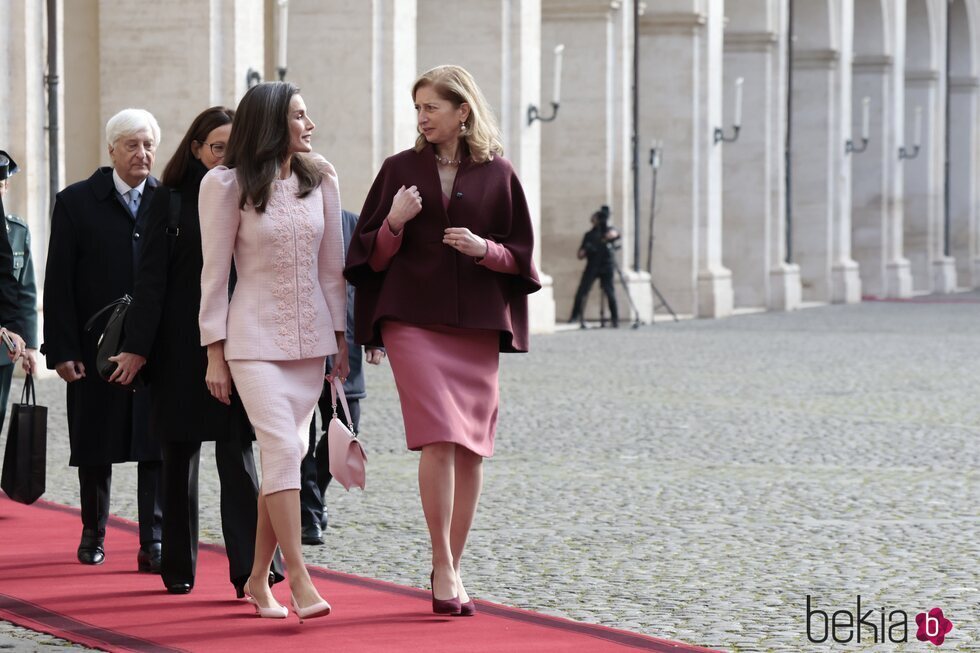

{"left": 412, "top": 65, "right": 503, "bottom": 163}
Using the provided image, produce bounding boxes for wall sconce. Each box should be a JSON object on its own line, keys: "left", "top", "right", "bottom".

{"left": 246, "top": 68, "right": 261, "bottom": 88}
{"left": 846, "top": 96, "right": 871, "bottom": 154}
{"left": 898, "top": 106, "right": 922, "bottom": 160}
{"left": 649, "top": 139, "right": 663, "bottom": 169}
{"left": 528, "top": 102, "right": 559, "bottom": 125}
{"left": 529, "top": 44, "right": 564, "bottom": 126}
{"left": 714, "top": 77, "right": 743, "bottom": 144}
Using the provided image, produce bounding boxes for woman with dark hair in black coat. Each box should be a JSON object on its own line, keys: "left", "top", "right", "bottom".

{"left": 111, "top": 107, "right": 283, "bottom": 596}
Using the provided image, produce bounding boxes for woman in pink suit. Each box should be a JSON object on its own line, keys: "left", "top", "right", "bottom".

{"left": 199, "top": 81, "right": 348, "bottom": 621}
{"left": 345, "top": 66, "right": 540, "bottom": 616}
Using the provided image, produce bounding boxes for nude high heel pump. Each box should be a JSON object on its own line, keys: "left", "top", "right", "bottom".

{"left": 290, "top": 594, "right": 331, "bottom": 623}
{"left": 244, "top": 579, "right": 288, "bottom": 619}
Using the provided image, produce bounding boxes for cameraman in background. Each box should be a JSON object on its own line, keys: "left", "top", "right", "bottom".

{"left": 568, "top": 205, "right": 620, "bottom": 328}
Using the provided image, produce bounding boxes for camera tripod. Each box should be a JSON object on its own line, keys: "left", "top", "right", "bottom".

{"left": 646, "top": 144, "right": 678, "bottom": 321}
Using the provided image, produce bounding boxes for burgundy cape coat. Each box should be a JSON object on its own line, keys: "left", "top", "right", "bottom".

{"left": 344, "top": 145, "right": 541, "bottom": 353}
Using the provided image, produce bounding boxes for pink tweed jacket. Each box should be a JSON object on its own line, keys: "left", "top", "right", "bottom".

{"left": 198, "top": 156, "right": 346, "bottom": 361}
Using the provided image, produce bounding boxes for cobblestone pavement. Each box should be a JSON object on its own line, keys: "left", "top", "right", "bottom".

{"left": 3, "top": 292, "right": 980, "bottom": 652}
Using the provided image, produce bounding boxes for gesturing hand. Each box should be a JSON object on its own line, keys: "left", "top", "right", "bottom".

{"left": 443, "top": 227, "right": 489, "bottom": 258}
{"left": 387, "top": 185, "right": 423, "bottom": 234}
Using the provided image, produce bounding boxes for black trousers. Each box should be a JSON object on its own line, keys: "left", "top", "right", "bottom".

{"left": 570, "top": 263, "right": 618, "bottom": 324}
{"left": 160, "top": 439, "right": 284, "bottom": 587}
{"left": 299, "top": 396, "right": 360, "bottom": 529}
{"left": 77, "top": 461, "right": 162, "bottom": 544}
{"left": 0, "top": 363, "right": 14, "bottom": 433}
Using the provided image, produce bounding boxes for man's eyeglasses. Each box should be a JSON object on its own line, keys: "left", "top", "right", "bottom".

{"left": 198, "top": 141, "right": 226, "bottom": 157}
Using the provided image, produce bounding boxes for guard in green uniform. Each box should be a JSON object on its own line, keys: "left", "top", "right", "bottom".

{"left": 0, "top": 150, "right": 38, "bottom": 431}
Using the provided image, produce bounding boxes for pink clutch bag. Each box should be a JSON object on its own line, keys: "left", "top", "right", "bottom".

{"left": 327, "top": 377, "right": 367, "bottom": 491}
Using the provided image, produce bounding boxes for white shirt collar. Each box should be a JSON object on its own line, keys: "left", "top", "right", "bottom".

{"left": 112, "top": 169, "right": 147, "bottom": 198}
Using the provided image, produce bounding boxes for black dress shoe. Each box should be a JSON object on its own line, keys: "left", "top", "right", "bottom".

{"left": 301, "top": 522, "right": 324, "bottom": 545}
{"left": 77, "top": 529, "right": 105, "bottom": 566}
{"left": 137, "top": 542, "right": 162, "bottom": 573}
{"left": 233, "top": 571, "right": 278, "bottom": 598}
{"left": 166, "top": 582, "right": 192, "bottom": 594}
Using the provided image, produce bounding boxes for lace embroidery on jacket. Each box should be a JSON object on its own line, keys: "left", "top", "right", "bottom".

{"left": 268, "top": 185, "right": 298, "bottom": 355}
{"left": 292, "top": 194, "right": 320, "bottom": 354}
{"left": 267, "top": 180, "right": 321, "bottom": 357}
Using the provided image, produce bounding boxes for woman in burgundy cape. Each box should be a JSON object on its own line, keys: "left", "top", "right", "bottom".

{"left": 345, "top": 65, "right": 540, "bottom": 616}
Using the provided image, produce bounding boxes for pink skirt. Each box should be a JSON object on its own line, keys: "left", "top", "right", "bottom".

{"left": 381, "top": 321, "right": 500, "bottom": 458}
{"left": 227, "top": 357, "right": 324, "bottom": 494}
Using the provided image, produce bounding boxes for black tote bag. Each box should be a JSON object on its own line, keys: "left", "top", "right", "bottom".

{"left": 1, "top": 374, "right": 47, "bottom": 504}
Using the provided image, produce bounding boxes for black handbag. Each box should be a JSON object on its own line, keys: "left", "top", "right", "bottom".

{"left": 82, "top": 190, "right": 182, "bottom": 387}
{"left": 0, "top": 374, "right": 47, "bottom": 505}
{"left": 84, "top": 294, "right": 138, "bottom": 385}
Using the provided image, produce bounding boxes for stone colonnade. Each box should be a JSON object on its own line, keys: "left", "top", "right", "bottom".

{"left": 2, "top": 0, "right": 980, "bottom": 333}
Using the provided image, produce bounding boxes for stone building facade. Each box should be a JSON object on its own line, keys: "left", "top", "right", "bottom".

{"left": 2, "top": 0, "right": 979, "bottom": 335}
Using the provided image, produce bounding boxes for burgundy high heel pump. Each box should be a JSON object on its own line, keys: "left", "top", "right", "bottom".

{"left": 430, "top": 571, "right": 462, "bottom": 615}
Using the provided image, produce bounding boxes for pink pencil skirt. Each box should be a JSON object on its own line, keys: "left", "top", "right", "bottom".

{"left": 228, "top": 357, "right": 325, "bottom": 494}
{"left": 381, "top": 321, "right": 501, "bottom": 458}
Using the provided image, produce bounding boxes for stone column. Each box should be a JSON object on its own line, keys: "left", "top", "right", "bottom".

{"left": 903, "top": 0, "right": 955, "bottom": 293}
{"left": 949, "top": 74, "right": 980, "bottom": 288}
{"left": 947, "top": 0, "right": 980, "bottom": 288}
{"left": 615, "top": 1, "right": 655, "bottom": 322}
{"left": 787, "top": 0, "right": 860, "bottom": 304}
{"left": 832, "top": 0, "right": 863, "bottom": 303}
{"left": 0, "top": 0, "right": 53, "bottom": 278}
{"left": 92, "top": 0, "right": 264, "bottom": 171}
{"left": 540, "top": 0, "right": 652, "bottom": 324}
{"left": 639, "top": 0, "right": 733, "bottom": 318}
{"left": 286, "top": 0, "right": 417, "bottom": 208}
{"left": 63, "top": 0, "right": 99, "bottom": 189}
{"left": 722, "top": 0, "right": 801, "bottom": 311}
{"left": 904, "top": 68, "right": 954, "bottom": 292}
{"left": 850, "top": 54, "right": 895, "bottom": 297}
{"left": 850, "top": 1, "right": 913, "bottom": 299}
{"left": 791, "top": 46, "right": 842, "bottom": 303}
{"left": 418, "top": 0, "right": 556, "bottom": 332}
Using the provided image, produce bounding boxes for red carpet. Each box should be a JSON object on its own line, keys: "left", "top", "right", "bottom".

{"left": 0, "top": 496, "right": 716, "bottom": 652}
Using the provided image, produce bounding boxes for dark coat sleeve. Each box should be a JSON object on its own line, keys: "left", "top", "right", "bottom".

{"left": 16, "top": 226, "right": 38, "bottom": 349}
{"left": 344, "top": 159, "right": 394, "bottom": 288}
{"left": 122, "top": 188, "right": 171, "bottom": 357}
{"left": 42, "top": 194, "right": 82, "bottom": 365}
{"left": 488, "top": 169, "right": 541, "bottom": 296}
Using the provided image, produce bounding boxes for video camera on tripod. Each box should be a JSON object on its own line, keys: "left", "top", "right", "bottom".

{"left": 581, "top": 205, "right": 621, "bottom": 257}
{"left": 569, "top": 204, "right": 642, "bottom": 329}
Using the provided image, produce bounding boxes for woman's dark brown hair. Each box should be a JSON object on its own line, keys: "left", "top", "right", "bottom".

{"left": 161, "top": 106, "right": 235, "bottom": 188}
{"left": 223, "top": 82, "right": 322, "bottom": 212}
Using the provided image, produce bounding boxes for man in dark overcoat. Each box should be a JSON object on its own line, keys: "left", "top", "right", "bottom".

{"left": 41, "top": 109, "right": 163, "bottom": 570}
